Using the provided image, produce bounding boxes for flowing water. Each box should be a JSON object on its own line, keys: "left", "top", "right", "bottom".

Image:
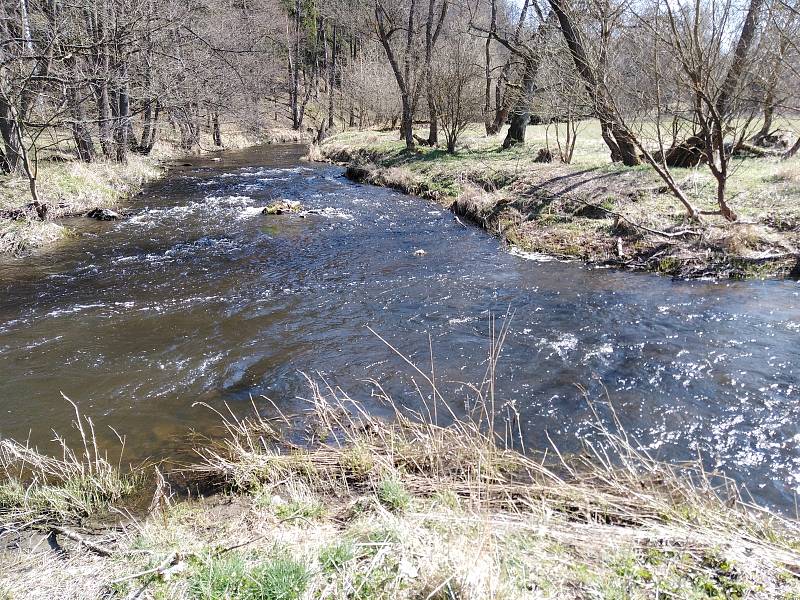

{"left": 1, "top": 144, "right": 799, "bottom": 510}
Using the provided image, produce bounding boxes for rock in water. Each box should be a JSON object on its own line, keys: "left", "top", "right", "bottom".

{"left": 262, "top": 200, "right": 302, "bottom": 215}
{"left": 86, "top": 208, "right": 120, "bottom": 221}
{"left": 345, "top": 165, "right": 371, "bottom": 182}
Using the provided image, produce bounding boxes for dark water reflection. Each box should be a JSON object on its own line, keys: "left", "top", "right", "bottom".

{"left": 1, "top": 144, "right": 798, "bottom": 510}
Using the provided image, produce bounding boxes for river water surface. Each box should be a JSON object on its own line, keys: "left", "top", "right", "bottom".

{"left": 1, "top": 144, "right": 799, "bottom": 510}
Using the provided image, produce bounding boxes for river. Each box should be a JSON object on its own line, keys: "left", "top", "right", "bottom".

{"left": 1, "top": 144, "right": 798, "bottom": 510}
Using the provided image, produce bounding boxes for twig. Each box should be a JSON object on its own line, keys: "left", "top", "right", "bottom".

{"left": 112, "top": 552, "right": 180, "bottom": 585}
{"left": 50, "top": 525, "right": 114, "bottom": 557}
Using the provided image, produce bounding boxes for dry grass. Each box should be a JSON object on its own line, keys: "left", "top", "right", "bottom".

{"left": 4, "top": 375, "right": 799, "bottom": 598}
{"left": 0, "top": 154, "right": 162, "bottom": 255}
{"left": 180, "top": 333, "right": 800, "bottom": 598}
{"left": 0, "top": 154, "right": 161, "bottom": 216}
{"left": 0, "top": 219, "right": 64, "bottom": 255}
{"left": 0, "top": 395, "right": 140, "bottom": 527}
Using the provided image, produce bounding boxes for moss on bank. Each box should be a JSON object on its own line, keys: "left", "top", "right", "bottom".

{"left": 313, "top": 125, "right": 800, "bottom": 279}
{"left": 2, "top": 383, "right": 800, "bottom": 599}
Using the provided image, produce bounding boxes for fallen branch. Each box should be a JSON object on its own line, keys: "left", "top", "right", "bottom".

{"left": 734, "top": 142, "right": 783, "bottom": 157}
{"left": 51, "top": 525, "right": 114, "bottom": 557}
{"left": 111, "top": 552, "right": 184, "bottom": 586}
{"left": 574, "top": 198, "right": 702, "bottom": 239}
{"left": 734, "top": 252, "right": 799, "bottom": 263}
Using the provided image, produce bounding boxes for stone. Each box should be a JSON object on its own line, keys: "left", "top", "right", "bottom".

{"left": 758, "top": 130, "right": 793, "bottom": 150}
{"left": 86, "top": 208, "right": 120, "bottom": 221}
{"left": 345, "top": 165, "right": 371, "bottom": 182}
{"left": 262, "top": 200, "right": 302, "bottom": 215}
{"left": 534, "top": 148, "right": 553, "bottom": 163}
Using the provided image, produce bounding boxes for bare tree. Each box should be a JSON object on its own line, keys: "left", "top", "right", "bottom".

{"left": 433, "top": 32, "right": 484, "bottom": 152}
{"left": 375, "top": 0, "right": 425, "bottom": 149}
{"left": 548, "top": 0, "right": 642, "bottom": 165}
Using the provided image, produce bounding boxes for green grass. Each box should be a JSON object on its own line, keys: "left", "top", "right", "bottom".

{"left": 322, "top": 121, "right": 800, "bottom": 220}
{"left": 189, "top": 553, "right": 250, "bottom": 599}
{"left": 319, "top": 542, "right": 355, "bottom": 573}
{"left": 376, "top": 478, "right": 411, "bottom": 512}
{"left": 188, "top": 551, "right": 309, "bottom": 600}
{"left": 274, "top": 498, "right": 326, "bottom": 521}
{"left": 249, "top": 555, "right": 310, "bottom": 600}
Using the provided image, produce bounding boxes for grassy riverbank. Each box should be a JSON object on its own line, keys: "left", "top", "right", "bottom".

{"left": 0, "top": 127, "right": 308, "bottom": 256}
{"left": 2, "top": 384, "right": 800, "bottom": 599}
{"left": 313, "top": 124, "right": 800, "bottom": 279}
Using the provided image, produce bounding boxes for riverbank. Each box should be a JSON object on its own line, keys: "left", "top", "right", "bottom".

{"left": 2, "top": 385, "right": 800, "bottom": 599}
{"left": 0, "top": 127, "right": 308, "bottom": 256}
{"left": 312, "top": 125, "right": 800, "bottom": 279}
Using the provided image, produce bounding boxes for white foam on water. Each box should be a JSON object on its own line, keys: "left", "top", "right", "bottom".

{"left": 126, "top": 194, "right": 256, "bottom": 227}
{"left": 509, "top": 247, "right": 557, "bottom": 262}
{"left": 300, "top": 207, "right": 354, "bottom": 221}
{"left": 539, "top": 332, "right": 579, "bottom": 359}
{"left": 45, "top": 303, "right": 107, "bottom": 318}
{"left": 237, "top": 206, "right": 266, "bottom": 219}
{"left": 582, "top": 342, "right": 614, "bottom": 363}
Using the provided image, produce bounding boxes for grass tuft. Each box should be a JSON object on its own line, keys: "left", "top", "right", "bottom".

{"left": 249, "top": 555, "right": 310, "bottom": 600}
{"left": 376, "top": 478, "right": 411, "bottom": 512}
{"left": 188, "top": 550, "right": 309, "bottom": 600}
{"left": 0, "top": 396, "right": 139, "bottom": 525}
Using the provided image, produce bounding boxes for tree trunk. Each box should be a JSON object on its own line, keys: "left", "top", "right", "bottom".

{"left": 0, "top": 96, "right": 22, "bottom": 174}
{"left": 714, "top": 0, "right": 765, "bottom": 121}
{"left": 98, "top": 80, "right": 113, "bottom": 159}
{"left": 212, "top": 112, "right": 222, "bottom": 146}
{"left": 609, "top": 123, "right": 640, "bottom": 166}
{"left": 548, "top": 0, "right": 640, "bottom": 166}
{"left": 71, "top": 90, "right": 96, "bottom": 162}
{"left": 502, "top": 58, "right": 536, "bottom": 149}
{"left": 401, "top": 98, "right": 414, "bottom": 149}
{"left": 426, "top": 74, "right": 438, "bottom": 146}
{"left": 488, "top": 0, "right": 531, "bottom": 136}
{"left": 756, "top": 101, "right": 774, "bottom": 140}
{"left": 291, "top": 0, "right": 302, "bottom": 130}
{"left": 139, "top": 98, "right": 157, "bottom": 153}
{"left": 709, "top": 0, "right": 763, "bottom": 221}
{"left": 375, "top": 0, "right": 418, "bottom": 150}
{"left": 328, "top": 23, "right": 337, "bottom": 130}
{"left": 783, "top": 136, "right": 800, "bottom": 159}
{"left": 484, "top": 0, "right": 496, "bottom": 134}
{"left": 425, "top": 0, "right": 447, "bottom": 146}
{"left": 600, "top": 120, "right": 622, "bottom": 162}
{"left": 61, "top": 46, "right": 96, "bottom": 162}
{"left": 112, "top": 84, "right": 129, "bottom": 163}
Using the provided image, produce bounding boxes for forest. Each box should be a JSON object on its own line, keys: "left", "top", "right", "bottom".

{"left": 2, "top": 0, "right": 798, "bottom": 223}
